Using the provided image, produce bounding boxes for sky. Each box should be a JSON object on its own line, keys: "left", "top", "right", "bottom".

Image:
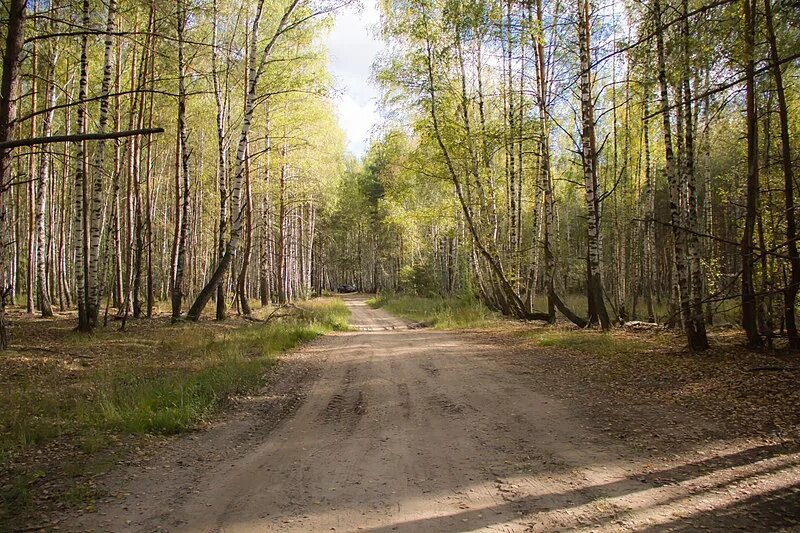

{"left": 325, "top": 1, "right": 385, "bottom": 158}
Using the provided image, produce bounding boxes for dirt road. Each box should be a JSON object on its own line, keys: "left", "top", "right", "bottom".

{"left": 72, "top": 295, "right": 800, "bottom": 532}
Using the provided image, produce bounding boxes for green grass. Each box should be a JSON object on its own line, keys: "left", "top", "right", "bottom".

{"left": 2, "top": 297, "right": 350, "bottom": 452}
{"left": 533, "top": 330, "right": 657, "bottom": 357}
{"left": 83, "top": 299, "right": 349, "bottom": 437}
{"left": 0, "top": 297, "right": 350, "bottom": 523}
{"left": 0, "top": 470, "right": 44, "bottom": 516}
{"left": 368, "top": 293, "right": 497, "bottom": 329}
{"left": 370, "top": 293, "right": 662, "bottom": 357}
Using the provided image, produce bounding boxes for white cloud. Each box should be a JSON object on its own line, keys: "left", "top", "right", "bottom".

{"left": 326, "top": 1, "right": 385, "bottom": 157}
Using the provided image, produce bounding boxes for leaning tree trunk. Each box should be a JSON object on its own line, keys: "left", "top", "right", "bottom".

{"left": 187, "top": 0, "right": 302, "bottom": 321}
{"left": 421, "top": 11, "right": 548, "bottom": 321}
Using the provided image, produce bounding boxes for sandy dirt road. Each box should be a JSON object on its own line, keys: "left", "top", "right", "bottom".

{"left": 71, "top": 295, "right": 800, "bottom": 532}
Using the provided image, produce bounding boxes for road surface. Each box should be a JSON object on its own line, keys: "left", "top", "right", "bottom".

{"left": 72, "top": 295, "right": 800, "bottom": 532}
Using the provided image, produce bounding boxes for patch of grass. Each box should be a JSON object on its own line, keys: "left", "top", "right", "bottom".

{"left": 534, "top": 330, "right": 657, "bottom": 357}
{"left": 369, "top": 293, "right": 497, "bottom": 329}
{"left": 0, "top": 297, "right": 349, "bottom": 525}
{"left": 62, "top": 483, "right": 95, "bottom": 506}
{"left": 297, "top": 298, "right": 351, "bottom": 331}
{"left": 0, "top": 470, "right": 44, "bottom": 520}
{"left": 0, "top": 297, "right": 350, "bottom": 458}
{"left": 82, "top": 300, "right": 350, "bottom": 436}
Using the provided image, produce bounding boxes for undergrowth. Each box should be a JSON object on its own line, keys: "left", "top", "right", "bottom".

{"left": 368, "top": 293, "right": 497, "bottom": 329}
{"left": 533, "top": 330, "right": 657, "bottom": 357}
{"left": 370, "top": 294, "right": 660, "bottom": 357}
{"left": 0, "top": 297, "right": 349, "bottom": 523}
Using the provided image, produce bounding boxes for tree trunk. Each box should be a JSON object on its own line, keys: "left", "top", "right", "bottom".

{"left": 73, "top": 0, "right": 92, "bottom": 332}
{"left": 421, "top": 9, "right": 547, "bottom": 321}
{"left": 741, "top": 0, "right": 762, "bottom": 347}
{"left": 237, "top": 146, "right": 253, "bottom": 317}
{"left": 534, "top": 0, "right": 582, "bottom": 326}
{"left": 212, "top": 0, "right": 228, "bottom": 320}
{"left": 681, "top": 0, "right": 709, "bottom": 349}
{"left": 577, "top": 0, "right": 610, "bottom": 330}
{"left": 260, "top": 111, "right": 273, "bottom": 306}
{"left": 277, "top": 141, "right": 288, "bottom": 304}
{"left": 764, "top": 0, "right": 799, "bottom": 349}
{"left": 188, "top": 0, "right": 302, "bottom": 321}
{"left": 0, "top": 0, "right": 26, "bottom": 349}
{"left": 642, "top": 89, "right": 657, "bottom": 323}
{"left": 88, "top": 0, "right": 117, "bottom": 325}
{"left": 172, "top": 0, "right": 191, "bottom": 320}
{"left": 654, "top": 0, "right": 704, "bottom": 349}
{"left": 26, "top": 9, "right": 37, "bottom": 315}
{"left": 36, "top": 29, "right": 57, "bottom": 318}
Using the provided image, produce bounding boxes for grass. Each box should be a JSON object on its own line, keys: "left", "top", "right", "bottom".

{"left": 533, "top": 330, "right": 658, "bottom": 357}
{"left": 2, "top": 297, "right": 350, "bottom": 450}
{"left": 85, "top": 319, "right": 328, "bottom": 436}
{"left": 371, "top": 293, "right": 663, "bottom": 357}
{"left": 368, "top": 293, "right": 498, "bottom": 329}
{"left": 0, "top": 297, "right": 349, "bottom": 523}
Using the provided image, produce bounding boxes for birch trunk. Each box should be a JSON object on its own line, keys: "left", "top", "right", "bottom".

{"left": 188, "top": 0, "right": 302, "bottom": 320}
{"left": 36, "top": 32, "right": 58, "bottom": 318}
{"left": 681, "top": 0, "right": 709, "bottom": 349}
{"left": 88, "top": 0, "right": 117, "bottom": 324}
{"left": 172, "top": 0, "right": 191, "bottom": 320}
{"left": 577, "top": 0, "right": 610, "bottom": 330}
{"left": 73, "top": 0, "right": 91, "bottom": 331}
{"left": 212, "top": 0, "right": 229, "bottom": 320}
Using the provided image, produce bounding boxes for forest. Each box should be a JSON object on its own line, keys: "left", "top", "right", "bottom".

{"left": 332, "top": 0, "right": 800, "bottom": 352}
{"left": 1, "top": 0, "right": 799, "bottom": 528}
{"left": 2, "top": 0, "right": 799, "bottom": 351}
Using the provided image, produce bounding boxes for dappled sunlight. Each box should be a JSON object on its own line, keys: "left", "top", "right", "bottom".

{"left": 213, "top": 441, "right": 800, "bottom": 532}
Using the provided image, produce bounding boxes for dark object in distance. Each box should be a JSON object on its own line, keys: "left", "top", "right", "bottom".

{"left": 337, "top": 285, "right": 357, "bottom": 293}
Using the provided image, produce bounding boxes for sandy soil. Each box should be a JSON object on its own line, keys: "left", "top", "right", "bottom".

{"left": 68, "top": 295, "right": 800, "bottom": 532}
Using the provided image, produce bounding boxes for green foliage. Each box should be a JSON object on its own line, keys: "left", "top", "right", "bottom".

{"left": 397, "top": 264, "right": 436, "bottom": 295}
{"left": 369, "top": 293, "right": 496, "bottom": 329}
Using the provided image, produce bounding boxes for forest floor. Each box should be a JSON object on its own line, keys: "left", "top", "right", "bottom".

{"left": 3, "top": 294, "right": 800, "bottom": 531}
{"left": 0, "top": 298, "right": 350, "bottom": 529}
